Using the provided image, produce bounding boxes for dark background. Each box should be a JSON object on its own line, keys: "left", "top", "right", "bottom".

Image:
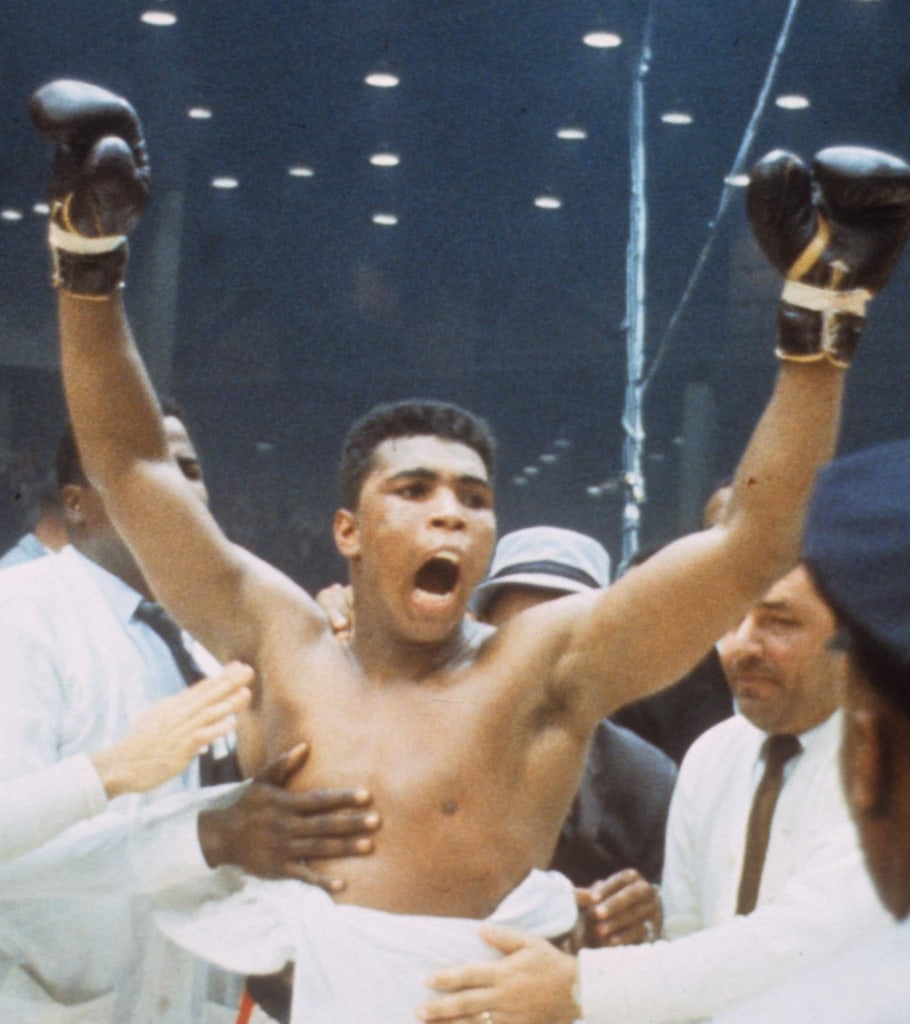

{"left": 1, "top": 0, "right": 908, "bottom": 586}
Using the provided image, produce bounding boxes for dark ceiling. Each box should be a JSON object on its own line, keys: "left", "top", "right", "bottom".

{"left": 1, "top": 0, "right": 909, "bottom": 584}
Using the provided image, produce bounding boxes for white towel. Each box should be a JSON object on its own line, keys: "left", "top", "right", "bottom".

{"left": 156, "top": 868, "right": 577, "bottom": 1023}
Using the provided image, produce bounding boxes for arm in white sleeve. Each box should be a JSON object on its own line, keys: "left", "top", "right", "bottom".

{"left": 0, "top": 753, "right": 107, "bottom": 863}
{"left": 0, "top": 604, "right": 243, "bottom": 894}
{"left": 577, "top": 812, "right": 890, "bottom": 1024}
{"left": 0, "top": 624, "right": 71, "bottom": 780}
{"left": 0, "top": 781, "right": 245, "bottom": 896}
{"left": 657, "top": 750, "right": 703, "bottom": 941}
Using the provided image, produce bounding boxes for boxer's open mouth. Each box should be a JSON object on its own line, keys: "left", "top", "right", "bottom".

{"left": 415, "top": 553, "right": 460, "bottom": 595}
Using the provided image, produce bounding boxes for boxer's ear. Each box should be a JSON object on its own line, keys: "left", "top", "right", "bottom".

{"left": 333, "top": 507, "right": 361, "bottom": 558}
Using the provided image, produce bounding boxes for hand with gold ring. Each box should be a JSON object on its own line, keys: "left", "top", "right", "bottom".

{"left": 415, "top": 925, "right": 578, "bottom": 1024}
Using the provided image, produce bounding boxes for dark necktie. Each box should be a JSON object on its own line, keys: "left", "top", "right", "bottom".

{"left": 134, "top": 599, "right": 205, "bottom": 685}
{"left": 735, "top": 733, "right": 802, "bottom": 915}
{"left": 133, "top": 599, "right": 241, "bottom": 785}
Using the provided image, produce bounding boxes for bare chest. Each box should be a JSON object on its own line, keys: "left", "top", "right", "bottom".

{"left": 265, "top": 649, "right": 515, "bottom": 803}
{"left": 246, "top": 635, "right": 588, "bottom": 914}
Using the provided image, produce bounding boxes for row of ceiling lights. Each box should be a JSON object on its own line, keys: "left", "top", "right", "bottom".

{"left": 0, "top": 10, "right": 818, "bottom": 225}
{"left": 1, "top": 88, "right": 812, "bottom": 224}
{"left": 6, "top": 3, "right": 868, "bottom": 495}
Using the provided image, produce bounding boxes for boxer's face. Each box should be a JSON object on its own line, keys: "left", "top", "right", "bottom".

{"left": 335, "top": 434, "right": 496, "bottom": 642}
{"left": 718, "top": 565, "right": 846, "bottom": 735}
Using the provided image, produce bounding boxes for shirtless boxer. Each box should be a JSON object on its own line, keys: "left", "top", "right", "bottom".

{"left": 30, "top": 79, "right": 910, "bottom": 1021}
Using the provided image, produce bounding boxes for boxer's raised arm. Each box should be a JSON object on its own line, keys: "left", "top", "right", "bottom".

{"left": 32, "top": 80, "right": 319, "bottom": 661}
{"left": 552, "top": 146, "right": 910, "bottom": 721}
{"left": 56, "top": 289, "right": 281, "bottom": 662}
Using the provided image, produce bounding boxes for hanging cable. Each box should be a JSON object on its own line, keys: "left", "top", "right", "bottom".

{"left": 641, "top": 0, "right": 804, "bottom": 395}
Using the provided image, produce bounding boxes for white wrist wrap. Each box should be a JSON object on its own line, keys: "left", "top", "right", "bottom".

{"left": 781, "top": 279, "right": 871, "bottom": 317}
{"left": 49, "top": 220, "right": 126, "bottom": 255}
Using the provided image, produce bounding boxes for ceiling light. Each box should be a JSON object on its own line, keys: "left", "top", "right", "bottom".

{"left": 534, "top": 195, "right": 562, "bottom": 210}
{"left": 32, "top": 202, "right": 50, "bottom": 216}
{"left": 775, "top": 94, "right": 810, "bottom": 110}
{"left": 211, "top": 176, "right": 239, "bottom": 190}
{"left": 556, "top": 126, "right": 587, "bottom": 141}
{"left": 288, "top": 165, "right": 315, "bottom": 178}
{"left": 369, "top": 151, "right": 400, "bottom": 167}
{"left": 724, "top": 173, "right": 750, "bottom": 187}
{"left": 660, "top": 111, "right": 693, "bottom": 126}
{"left": 513, "top": 476, "right": 528, "bottom": 487}
{"left": 365, "top": 71, "right": 399, "bottom": 88}
{"left": 140, "top": 10, "right": 177, "bottom": 26}
{"left": 539, "top": 453, "right": 557, "bottom": 464}
{"left": 188, "top": 107, "right": 212, "bottom": 120}
{"left": 583, "top": 31, "right": 622, "bottom": 49}
{"left": 523, "top": 466, "right": 539, "bottom": 476}
{"left": 372, "top": 212, "right": 398, "bottom": 226}
{"left": 1, "top": 209, "right": 23, "bottom": 222}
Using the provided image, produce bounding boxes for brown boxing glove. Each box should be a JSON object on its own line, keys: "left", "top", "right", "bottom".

{"left": 747, "top": 146, "right": 910, "bottom": 367}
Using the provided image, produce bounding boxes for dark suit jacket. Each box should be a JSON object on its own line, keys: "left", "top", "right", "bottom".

{"left": 550, "top": 719, "right": 677, "bottom": 885}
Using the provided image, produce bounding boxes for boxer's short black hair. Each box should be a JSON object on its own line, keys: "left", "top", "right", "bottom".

{"left": 338, "top": 399, "right": 496, "bottom": 509}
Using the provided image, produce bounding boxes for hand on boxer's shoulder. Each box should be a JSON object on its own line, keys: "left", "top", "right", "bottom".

{"left": 316, "top": 582, "right": 355, "bottom": 640}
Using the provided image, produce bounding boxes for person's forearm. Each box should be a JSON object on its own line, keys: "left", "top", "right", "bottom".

{"left": 577, "top": 861, "right": 889, "bottom": 1023}
{"left": 0, "top": 755, "right": 107, "bottom": 864}
{"left": 0, "top": 784, "right": 239, "bottom": 897}
{"left": 58, "top": 291, "right": 169, "bottom": 494}
{"left": 721, "top": 360, "right": 844, "bottom": 593}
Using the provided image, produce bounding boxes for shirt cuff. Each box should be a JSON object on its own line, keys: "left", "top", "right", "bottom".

{"left": 129, "top": 782, "right": 248, "bottom": 890}
{"left": 70, "top": 752, "right": 110, "bottom": 816}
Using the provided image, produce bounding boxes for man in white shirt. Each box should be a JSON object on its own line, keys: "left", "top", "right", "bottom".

{"left": 0, "top": 421, "right": 378, "bottom": 1024}
{"left": 419, "top": 563, "right": 891, "bottom": 1023}
{"left": 715, "top": 438, "right": 910, "bottom": 1024}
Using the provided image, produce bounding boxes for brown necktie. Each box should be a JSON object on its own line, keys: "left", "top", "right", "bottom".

{"left": 735, "top": 733, "right": 801, "bottom": 915}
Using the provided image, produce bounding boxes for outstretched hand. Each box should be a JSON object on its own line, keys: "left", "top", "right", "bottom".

{"left": 90, "top": 661, "right": 252, "bottom": 798}
{"left": 197, "top": 742, "right": 380, "bottom": 891}
{"left": 416, "top": 926, "right": 579, "bottom": 1024}
{"left": 574, "top": 868, "right": 662, "bottom": 948}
